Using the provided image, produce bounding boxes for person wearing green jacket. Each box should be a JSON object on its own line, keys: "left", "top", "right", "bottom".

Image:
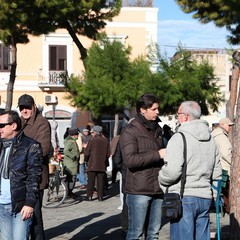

{"left": 63, "top": 128, "right": 80, "bottom": 198}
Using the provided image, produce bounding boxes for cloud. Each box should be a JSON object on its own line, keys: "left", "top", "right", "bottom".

{"left": 158, "top": 19, "right": 233, "bottom": 56}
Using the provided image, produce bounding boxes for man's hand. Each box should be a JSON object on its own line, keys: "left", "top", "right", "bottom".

{"left": 159, "top": 148, "right": 166, "bottom": 159}
{"left": 20, "top": 206, "right": 34, "bottom": 221}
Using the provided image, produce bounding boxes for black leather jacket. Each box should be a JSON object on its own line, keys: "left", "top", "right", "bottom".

{"left": 0, "top": 131, "right": 43, "bottom": 213}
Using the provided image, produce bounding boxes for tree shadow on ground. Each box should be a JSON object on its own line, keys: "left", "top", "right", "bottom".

{"left": 71, "top": 213, "right": 122, "bottom": 240}
{"left": 44, "top": 212, "right": 103, "bottom": 239}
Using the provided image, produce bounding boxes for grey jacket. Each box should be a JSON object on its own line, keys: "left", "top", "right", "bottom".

{"left": 159, "top": 119, "right": 222, "bottom": 199}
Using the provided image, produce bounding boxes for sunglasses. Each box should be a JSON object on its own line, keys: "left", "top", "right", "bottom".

{"left": 0, "top": 122, "right": 13, "bottom": 129}
{"left": 19, "top": 105, "right": 32, "bottom": 111}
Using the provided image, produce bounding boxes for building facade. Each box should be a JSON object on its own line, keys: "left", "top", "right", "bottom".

{"left": 0, "top": 3, "right": 158, "bottom": 146}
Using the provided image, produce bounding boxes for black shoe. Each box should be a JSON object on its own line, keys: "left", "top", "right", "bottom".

{"left": 98, "top": 197, "right": 103, "bottom": 201}
{"left": 68, "top": 192, "right": 78, "bottom": 199}
{"left": 121, "top": 230, "right": 127, "bottom": 240}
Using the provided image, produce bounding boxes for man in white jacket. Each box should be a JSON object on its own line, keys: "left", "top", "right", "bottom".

{"left": 159, "top": 101, "right": 222, "bottom": 240}
{"left": 212, "top": 117, "right": 234, "bottom": 213}
{"left": 212, "top": 117, "right": 233, "bottom": 176}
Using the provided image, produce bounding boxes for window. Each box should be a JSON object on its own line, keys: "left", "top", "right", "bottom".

{"left": 0, "top": 44, "right": 10, "bottom": 71}
{"left": 49, "top": 45, "right": 67, "bottom": 71}
{"left": 45, "top": 110, "right": 72, "bottom": 119}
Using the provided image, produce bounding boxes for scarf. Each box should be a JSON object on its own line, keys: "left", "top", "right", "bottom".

{"left": 0, "top": 140, "right": 13, "bottom": 194}
{"left": 136, "top": 112, "right": 162, "bottom": 139}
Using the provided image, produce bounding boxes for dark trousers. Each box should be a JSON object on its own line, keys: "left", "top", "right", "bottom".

{"left": 63, "top": 168, "right": 77, "bottom": 194}
{"left": 111, "top": 168, "right": 119, "bottom": 183}
{"left": 87, "top": 171, "right": 105, "bottom": 199}
{"left": 222, "top": 180, "right": 230, "bottom": 213}
{"left": 121, "top": 194, "right": 128, "bottom": 233}
{"left": 30, "top": 190, "right": 45, "bottom": 240}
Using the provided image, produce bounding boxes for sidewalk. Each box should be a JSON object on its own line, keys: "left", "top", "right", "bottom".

{"left": 42, "top": 180, "right": 230, "bottom": 240}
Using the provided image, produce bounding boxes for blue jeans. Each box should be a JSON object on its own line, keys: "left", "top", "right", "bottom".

{"left": 170, "top": 197, "right": 212, "bottom": 240}
{"left": 0, "top": 203, "right": 32, "bottom": 240}
{"left": 78, "top": 163, "right": 88, "bottom": 186}
{"left": 126, "top": 194, "right": 163, "bottom": 240}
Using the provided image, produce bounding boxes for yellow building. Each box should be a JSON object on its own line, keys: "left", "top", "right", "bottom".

{"left": 0, "top": 3, "right": 158, "bottom": 146}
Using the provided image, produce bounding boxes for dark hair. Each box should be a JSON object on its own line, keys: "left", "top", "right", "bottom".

{"left": 136, "top": 93, "right": 159, "bottom": 113}
{"left": 0, "top": 110, "right": 22, "bottom": 131}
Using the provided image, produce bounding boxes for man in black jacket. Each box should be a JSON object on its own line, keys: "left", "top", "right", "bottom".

{"left": 0, "top": 110, "right": 43, "bottom": 240}
{"left": 120, "top": 93, "right": 165, "bottom": 240}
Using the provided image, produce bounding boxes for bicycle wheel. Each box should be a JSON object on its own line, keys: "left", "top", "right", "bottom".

{"left": 43, "top": 178, "right": 68, "bottom": 208}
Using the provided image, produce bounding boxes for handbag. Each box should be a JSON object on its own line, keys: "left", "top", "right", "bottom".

{"left": 161, "top": 132, "right": 187, "bottom": 219}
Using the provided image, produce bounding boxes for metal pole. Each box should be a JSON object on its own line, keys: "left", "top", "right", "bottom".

{"left": 53, "top": 104, "right": 56, "bottom": 121}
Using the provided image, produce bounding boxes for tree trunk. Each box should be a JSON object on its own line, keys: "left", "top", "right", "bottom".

{"left": 5, "top": 43, "right": 17, "bottom": 111}
{"left": 65, "top": 21, "right": 87, "bottom": 69}
{"left": 230, "top": 83, "right": 240, "bottom": 239}
{"left": 226, "top": 64, "right": 239, "bottom": 142}
{"left": 113, "top": 113, "right": 119, "bottom": 138}
{"left": 227, "top": 64, "right": 239, "bottom": 121}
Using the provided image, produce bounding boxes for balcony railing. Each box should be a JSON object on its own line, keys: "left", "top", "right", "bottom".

{"left": 38, "top": 71, "right": 67, "bottom": 86}
{"left": 122, "top": 0, "right": 154, "bottom": 7}
{"left": 38, "top": 71, "right": 68, "bottom": 91}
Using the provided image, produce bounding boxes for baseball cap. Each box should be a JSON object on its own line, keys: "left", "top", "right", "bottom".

{"left": 219, "top": 118, "right": 234, "bottom": 126}
{"left": 18, "top": 94, "right": 35, "bottom": 107}
{"left": 90, "top": 125, "right": 102, "bottom": 134}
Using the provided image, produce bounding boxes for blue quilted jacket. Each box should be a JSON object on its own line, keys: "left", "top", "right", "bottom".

{"left": 0, "top": 131, "right": 43, "bottom": 213}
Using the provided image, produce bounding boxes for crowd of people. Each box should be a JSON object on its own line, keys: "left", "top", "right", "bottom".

{"left": 0, "top": 93, "right": 232, "bottom": 240}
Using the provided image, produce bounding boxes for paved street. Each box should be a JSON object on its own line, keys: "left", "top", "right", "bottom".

{"left": 42, "top": 178, "right": 230, "bottom": 240}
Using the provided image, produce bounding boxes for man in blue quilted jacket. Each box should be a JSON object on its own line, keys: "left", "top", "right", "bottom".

{"left": 0, "top": 110, "right": 43, "bottom": 240}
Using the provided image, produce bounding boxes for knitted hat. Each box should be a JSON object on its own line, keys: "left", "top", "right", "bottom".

{"left": 68, "top": 128, "right": 79, "bottom": 136}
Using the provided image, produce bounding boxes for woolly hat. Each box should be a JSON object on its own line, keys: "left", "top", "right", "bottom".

{"left": 68, "top": 128, "right": 79, "bottom": 136}
{"left": 90, "top": 125, "right": 102, "bottom": 134}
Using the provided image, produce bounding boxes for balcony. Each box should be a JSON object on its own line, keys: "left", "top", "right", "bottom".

{"left": 122, "top": 0, "right": 154, "bottom": 7}
{"left": 38, "top": 71, "right": 67, "bottom": 92}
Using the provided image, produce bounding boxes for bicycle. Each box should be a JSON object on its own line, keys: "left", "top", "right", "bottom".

{"left": 43, "top": 156, "right": 68, "bottom": 208}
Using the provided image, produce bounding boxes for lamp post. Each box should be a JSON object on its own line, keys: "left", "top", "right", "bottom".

{"left": 52, "top": 104, "right": 56, "bottom": 121}
{"left": 45, "top": 95, "right": 58, "bottom": 150}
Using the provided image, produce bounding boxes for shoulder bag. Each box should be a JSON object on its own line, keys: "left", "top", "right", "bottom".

{"left": 161, "top": 132, "right": 187, "bottom": 220}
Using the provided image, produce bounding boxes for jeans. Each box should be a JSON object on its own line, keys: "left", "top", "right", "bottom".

{"left": 0, "top": 203, "right": 32, "bottom": 240}
{"left": 170, "top": 196, "right": 212, "bottom": 240}
{"left": 78, "top": 163, "right": 88, "bottom": 186}
{"left": 126, "top": 194, "right": 163, "bottom": 240}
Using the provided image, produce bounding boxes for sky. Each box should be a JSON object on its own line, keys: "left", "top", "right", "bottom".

{"left": 155, "top": 0, "right": 239, "bottom": 57}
